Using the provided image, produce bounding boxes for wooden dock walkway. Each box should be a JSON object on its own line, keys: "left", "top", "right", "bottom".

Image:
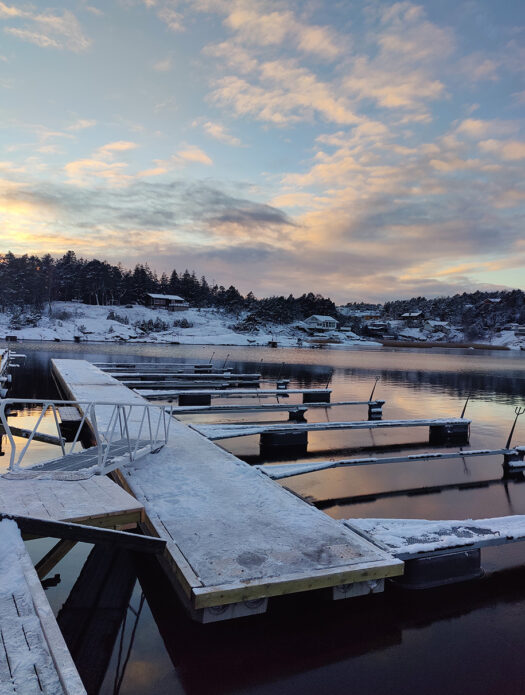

{"left": 190, "top": 417, "right": 471, "bottom": 449}
{"left": 169, "top": 399, "right": 385, "bottom": 419}
{"left": 0, "top": 475, "right": 144, "bottom": 529}
{"left": 51, "top": 359, "right": 402, "bottom": 622}
{"left": 136, "top": 387, "right": 332, "bottom": 404}
{"left": 110, "top": 371, "right": 262, "bottom": 380}
{"left": 257, "top": 447, "right": 513, "bottom": 479}
{"left": 0, "top": 518, "right": 86, "bottom": 694}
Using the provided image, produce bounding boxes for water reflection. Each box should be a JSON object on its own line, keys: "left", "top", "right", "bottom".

{"left": 3, "top": 342, "right": 525, "bottom": 695}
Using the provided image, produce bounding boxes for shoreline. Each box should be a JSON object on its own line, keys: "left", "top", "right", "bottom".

{"left": 381, "top": 339, "right": 512, "bottom": 351}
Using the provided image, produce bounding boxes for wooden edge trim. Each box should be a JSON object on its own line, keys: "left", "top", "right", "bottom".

{"left": 192, "top": 558, "right": 404, "bottom": 609}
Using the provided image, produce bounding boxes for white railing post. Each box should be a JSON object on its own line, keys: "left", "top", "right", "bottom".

{"left": 0, "top": 400, "right": 17, "bottom": 472}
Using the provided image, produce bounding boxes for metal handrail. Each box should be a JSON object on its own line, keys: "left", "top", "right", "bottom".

{"left": 0, "top": 398, "right": 173, "bottom": 473}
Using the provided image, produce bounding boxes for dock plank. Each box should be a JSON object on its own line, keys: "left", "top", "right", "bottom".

{"left": 0, "top": 518, "right": 86, "bottom": 694}
{"left": 0, "top": 476, "right": 143, "bottom": 528}
{"left": 52, "top": 359, "right": 402, "bottom": 615}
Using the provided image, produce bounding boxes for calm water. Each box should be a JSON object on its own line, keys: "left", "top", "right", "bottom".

{"left": 4, "top": 341, "right": 525, "bottom": 695}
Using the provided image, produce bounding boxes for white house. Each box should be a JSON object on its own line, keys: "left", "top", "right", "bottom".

{"left": 304, "top": 315, "right": 339, "bottom": 330}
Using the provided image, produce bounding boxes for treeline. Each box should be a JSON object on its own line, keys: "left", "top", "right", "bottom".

{"left": 0, "top": 251, "right": 336, "bottom": 323}
{"left": 383, "top": 290, "right": 525, "bottom": 337}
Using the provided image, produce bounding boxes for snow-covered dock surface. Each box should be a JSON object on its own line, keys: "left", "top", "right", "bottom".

{"left": 345, "top": 517, "right": 525, "bottom": 559}
{"left": 191, "top": 417, "right": 471, "bottom": 441}
{"left": 0, "top": 476, "right": 143, "bottom": 527}
{"left": 0, "top": 519, "right": 86, "bottom": 694}
{"left": 51, "top": 359, "right": 403, "bottom": 612}
{"left": 258, "top": 448, "right": 511, "bottom": 479}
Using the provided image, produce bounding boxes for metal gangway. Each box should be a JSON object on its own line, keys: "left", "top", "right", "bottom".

{"left": 0, "top": 398, "right": 173, "bottom": 476}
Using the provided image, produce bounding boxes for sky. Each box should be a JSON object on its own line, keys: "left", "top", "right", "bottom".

{"left": 0, "top": 0, "right": 524, "bottom": 302}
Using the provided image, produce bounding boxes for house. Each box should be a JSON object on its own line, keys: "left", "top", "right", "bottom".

{"left": 304, "top": 315, "right": 339, "bottom": 331}
{"left": 424, "top": 320, "right": 450, "bottom": 334}
{"left": 514, "top": 326, "right": 525, "bottom": 337}
{"left": 337, "top": 306, "right": 382, "bottom": 320}
{"left": 401, "top": 310, "right": 424, "bottom": 327}
{"left": 146, "top": 293, "right": 189, "bottom": 311}
{"left": 366, "top": 321, "right": 389, "bottom": 335}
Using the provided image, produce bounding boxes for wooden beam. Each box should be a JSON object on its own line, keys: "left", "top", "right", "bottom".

{"left": 1, "top": 513, "right": 166, "bottom": 554}
{"left": 35, "top": 539, "right": 77, "bottom": 579}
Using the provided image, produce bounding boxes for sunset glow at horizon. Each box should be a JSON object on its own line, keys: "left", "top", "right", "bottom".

{"left": 0, "top": 0, "right": 524, "bottom": 302}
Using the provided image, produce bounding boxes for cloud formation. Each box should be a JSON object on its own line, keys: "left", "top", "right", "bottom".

{"left": 1, "top": 3, "right": 90, "bottom": 52}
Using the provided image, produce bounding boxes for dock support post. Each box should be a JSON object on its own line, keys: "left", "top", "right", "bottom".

{"left": 368, "top": 400, "right": 384, "bottom": 421}
{"left": 200, "top": 598, "right": 268, "bottom": 623}
{"left": 288, "top": 408, "right": 307, "bottom": 423}
{"left": 333, "top": 579, "right": 384, "bottom": 600}
{"left": 260, "top": 430, "right": 308, "bottom": 454}
{"left": 179, "top": 394, "right": 212, "bottom": 406}
{"left": 503, "top": 448, "right": 525, "bottom": 474}
{"left": 303, "top": 391, "right": 330, "bottom": 403}
{"left": 392, "top": 549, "right": 482, "bottom": 589}
{"left": 429, "top": 422, "right": 469, "bottom": 445}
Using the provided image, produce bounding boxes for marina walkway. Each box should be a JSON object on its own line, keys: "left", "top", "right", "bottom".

{"left": 0, "top": 475, "right": 144, "bottom": 528}
{"left": 51, "top": 359, "right": 402, "bottom": 621}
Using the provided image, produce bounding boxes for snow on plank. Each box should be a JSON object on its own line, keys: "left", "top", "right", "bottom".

{"left": 191, "top": 417, "right": 471, "bottom": 441}
{"left": 345, "top": 516, "right": 525, "bottom": 559}
{"left": 258, "top": 448, "right": 511, "bottom": 479}
{"left": 0, "top": 518, "right": 86, "bottom": 694}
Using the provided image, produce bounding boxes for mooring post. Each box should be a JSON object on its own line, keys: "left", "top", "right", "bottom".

{"left": 368, "top": 400, "right": 385, "bottom": 421}
{"left": 369, "top": 376, "right": 380, "bottom": 402}
{"left": 460, "top": 394, "right": 471, "bottom": 419}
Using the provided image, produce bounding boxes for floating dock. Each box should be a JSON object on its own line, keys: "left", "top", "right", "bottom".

{"left": 136, "top": 387, "right": 331, "bottom": 404}
{"left": 190, "top": 417, "right": 470, "bottom": 452}
{"left": 51, "top": 359, "right": 402, "bottom": 622}
{"left": 0, "top": 518, "right": 86, "bottom": 694}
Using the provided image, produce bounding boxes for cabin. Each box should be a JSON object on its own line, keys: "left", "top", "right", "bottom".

{"left": 146, "top": 293, "right": 189, "bottom": 312}
{"left": 401, "top": 310, "right": 424, "bottom": 327}
{"left": 304, "top": 315, "right": 339, "bottom": 331}
{"left": 424, "top": 320, "right": 450, "bottom": 335}
{"left": 366, "top": 321, "right": 389, "bottom": 336}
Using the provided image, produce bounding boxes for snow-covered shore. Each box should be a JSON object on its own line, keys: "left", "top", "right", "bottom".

{"left": 1, "top": 302, "right": 523, "bottom": 350}
{"left": 0, "top": 302, "right": 377, "bottom": 348}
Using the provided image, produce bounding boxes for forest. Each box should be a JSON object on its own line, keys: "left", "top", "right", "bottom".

{"left": 1, "top": 251, "right": 523, "bottom": 333}
{"left": 0, "top": 251, "right": 336, "bottom": 323}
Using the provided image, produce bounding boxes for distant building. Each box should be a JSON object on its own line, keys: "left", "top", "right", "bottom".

{"left": 146, "top": 293, "right": 189, "bottom": 311}
{"left": 401, "top": 310, "right": 424, "bottom": 327}
{"left": 514, "top": 326, "right": 525, "bottom": 337}
{"left": 424, "top": 320, "right": 450, "bottom": 334}
{"left": 304, "top": 315, "right": 339, "bottom": 331}
{"left": 366, "top": 321, "right": 389, "bottom": 335}
{"left": 337, "top": 306, "right": 382, "bottom": 320}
